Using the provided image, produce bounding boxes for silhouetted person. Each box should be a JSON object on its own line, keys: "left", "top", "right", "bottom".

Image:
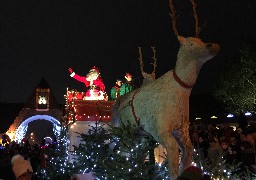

{"left": 237, "top": 114, "right": 248, "bottom": 132}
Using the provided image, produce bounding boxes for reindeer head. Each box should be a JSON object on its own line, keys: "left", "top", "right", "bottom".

{"left": 142, "top": 71, "right": 155, "bottom": 81}
{"left": 169, "top": 0, "right": 220, "bottom": 65}
{"left": 178, "top": 36, "right": 220, "bottom": 64}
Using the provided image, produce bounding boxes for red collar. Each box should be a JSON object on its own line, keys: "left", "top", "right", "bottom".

{"left": 173, "top": 69, "right": 194, "bottom": 89}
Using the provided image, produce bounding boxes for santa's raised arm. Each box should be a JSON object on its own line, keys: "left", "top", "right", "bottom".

{"left": 68, "top": 66, "right": 106, "bottom": 100}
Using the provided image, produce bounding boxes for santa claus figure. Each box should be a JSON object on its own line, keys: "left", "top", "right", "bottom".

{"left": 68, "top": 66, "right": 106, "bottom": 100}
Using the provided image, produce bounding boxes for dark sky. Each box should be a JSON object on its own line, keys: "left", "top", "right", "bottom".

{"left": 0, "top": 0, "right": 255, "bottom": 104}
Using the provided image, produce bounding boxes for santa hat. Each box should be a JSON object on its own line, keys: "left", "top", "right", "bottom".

{"left": 11, "top": 154, "right": 33, "bottom": 179}
{"left": 91, "top": 66, "right": 100, "bottom": 73}
{"left": 125, "top": 73, "right": 132, "bottom": 78}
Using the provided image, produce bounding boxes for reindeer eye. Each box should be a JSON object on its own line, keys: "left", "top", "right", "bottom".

{"left": 190, "top": 43, "right": 193, "bottom": 46}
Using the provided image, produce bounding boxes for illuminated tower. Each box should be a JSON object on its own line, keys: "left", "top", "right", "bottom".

{"left": 6, "top": 78, "right": 62, "bottom": 144}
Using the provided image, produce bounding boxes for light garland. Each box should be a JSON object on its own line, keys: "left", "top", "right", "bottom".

{"left": 14, "top": 115, "right": 61, "bottom": 143}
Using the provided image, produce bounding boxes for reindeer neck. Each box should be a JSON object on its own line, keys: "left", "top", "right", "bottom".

{"left": 174, "top": 52, "right": 200, "bottom": 89}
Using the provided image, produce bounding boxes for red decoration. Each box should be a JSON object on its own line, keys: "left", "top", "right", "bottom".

{"left": 125, "top": 73, "right": 132, "bottom": 77}
{"left": 173, "top": 69, "right": 194, "bottom": 89}
{"left": 66, "top": 91, "right": 114, "bottom": 122}
{"left": 91, "top": 66, "right": 100, "bottom": 73}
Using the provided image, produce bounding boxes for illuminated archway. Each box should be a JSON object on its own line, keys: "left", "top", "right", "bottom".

{"left": 15, "top": 115, "right": 61, "bottom": 143}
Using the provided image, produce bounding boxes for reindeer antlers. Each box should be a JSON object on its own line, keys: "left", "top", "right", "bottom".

{"left": 138, "top": 47, "right": 157, "bottom": 74}
{"left": 169, "top": 0, "right": 179, "bottom": 37}
{"left": 151, "top": 47, "right": 157, "bottom": 74}
{"left": 138, "top": 47, "right": 144, "bottom": 73}
{"left": 190, "top": 0, "right": 200, "bottom": 37}
{"left": 169, "top": 0, "right": 201, "bottom": 37}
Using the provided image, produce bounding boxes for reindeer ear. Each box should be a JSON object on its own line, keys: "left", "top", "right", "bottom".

{"left": 142, "top": 71, "right": 147, "bottom": 78}
{"left": 152, "top": 72, "right": 155, "bottom": 79}
{"left": 178, "top": 36, "right": 186, "bottom": 45}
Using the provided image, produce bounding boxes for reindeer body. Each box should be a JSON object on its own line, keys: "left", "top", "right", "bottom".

{"left": 112, "top": 36, "right": 220, "bottom": 179}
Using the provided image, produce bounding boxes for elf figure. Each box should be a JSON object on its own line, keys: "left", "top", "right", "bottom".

{"left": 68, "top": 66, "right": 106, "bottom": 100}
{"left": 110, "top": 79, "right": 122, "bottom": 100}
{"left": 120, "top": 73, "right": 134, "bottom": 96}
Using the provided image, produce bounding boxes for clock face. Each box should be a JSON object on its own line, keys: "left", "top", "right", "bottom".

{"left": 38, "top": 95, "right": 47, "bottom": 104}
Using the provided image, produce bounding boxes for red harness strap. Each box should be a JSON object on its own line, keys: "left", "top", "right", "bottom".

{"left": 131, "top": 89, "right": 140, "bottom": 126}
{"left": 173, "top": 69, "right": 194, "bottom": 89}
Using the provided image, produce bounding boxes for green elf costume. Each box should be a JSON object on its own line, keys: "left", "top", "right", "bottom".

{"left": 120, "top": 73, "right": 134, "bottom": 96}
{"left": 110, "top": 79, "right": 122, "bottom": 100}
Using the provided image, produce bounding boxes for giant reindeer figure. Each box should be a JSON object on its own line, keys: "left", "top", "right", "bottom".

{"left": 112, "top": 0, "right": 220, "bottom": 179}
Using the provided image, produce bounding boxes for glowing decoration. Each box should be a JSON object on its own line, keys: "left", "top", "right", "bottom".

{"left": 38, "top": 95, "right": 47, "bottom": 104}
{"left": 230, "top": 126, "right": 237, "bottom": 131}
{"left": 5, "top": 132, "right": 15, "bottom": 142}
{"left": 38, "top": 126, "right": 73, "bottom": 179}
{"left": 65, "top": 90, "right": 113, "bottom": 122}
{"left": 244, "top": 111, "right": 252, "bottom": 116}
{"left": 211, "top": 115, "right": 218, "bottom": 119}
{"left": 68, "top": 66, "right": 108, "bottom": 101}
{"left": 227, "top": 113, "right": 234, "bottom": 118}
{"left": 44, "top": 136, "right": 53, "bottom": 145}
{"left": 14, "top": 115, "right": 61, "bottom": 143}
{"left": 195, "top": 117, "right": 201, "bottom": 120}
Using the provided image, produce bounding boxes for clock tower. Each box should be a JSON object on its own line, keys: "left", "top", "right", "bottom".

{"left": 6, "top": 77, "right": 62, "bottom": 143}
{"left": 24, "top": 77, "right": 60, "bottom": 110}
{"left": 36, "top": 88, "right": 50, "bottom": 110}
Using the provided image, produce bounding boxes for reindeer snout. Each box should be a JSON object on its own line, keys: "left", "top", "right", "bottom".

{"left": 206, "top": 43, "right": 220, "bottom": 55}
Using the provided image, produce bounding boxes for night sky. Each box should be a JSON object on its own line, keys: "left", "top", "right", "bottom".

{"left": 0, "top": 0, "right": 255, "bottom": 104}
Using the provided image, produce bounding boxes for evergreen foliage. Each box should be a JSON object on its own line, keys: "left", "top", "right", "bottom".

{"left": 71, "top": 120, "right": 167, "bottom": 179}
{"left": 37, "top": 126, "right": 75, "bottom": 180}
{"left": 37, "top": 120, "right": 256, "bottom": 179}
{"left": 214, "top": 45, "right": 256, "bottom": 114}
{"left": 193, "top": 148, "right": 256, "bottom": 179}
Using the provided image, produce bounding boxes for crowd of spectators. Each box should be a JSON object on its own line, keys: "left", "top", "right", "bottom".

{"left": 190, "top": 120, "right": 256, "bottom": 176}
{"left": 0, "top": 119, "right": 255, "bottom": 179}
{"left": 0, "top": 138, "right": 55, "bottom": 180}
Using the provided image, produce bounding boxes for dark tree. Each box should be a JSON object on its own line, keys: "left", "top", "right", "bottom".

{"left": 214, "top": 45, "right": 256, "bottom": 114}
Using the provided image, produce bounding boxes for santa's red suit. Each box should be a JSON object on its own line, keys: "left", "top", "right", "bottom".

{"left": 69, "top": 67, "right": 106, "bottom": 100}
